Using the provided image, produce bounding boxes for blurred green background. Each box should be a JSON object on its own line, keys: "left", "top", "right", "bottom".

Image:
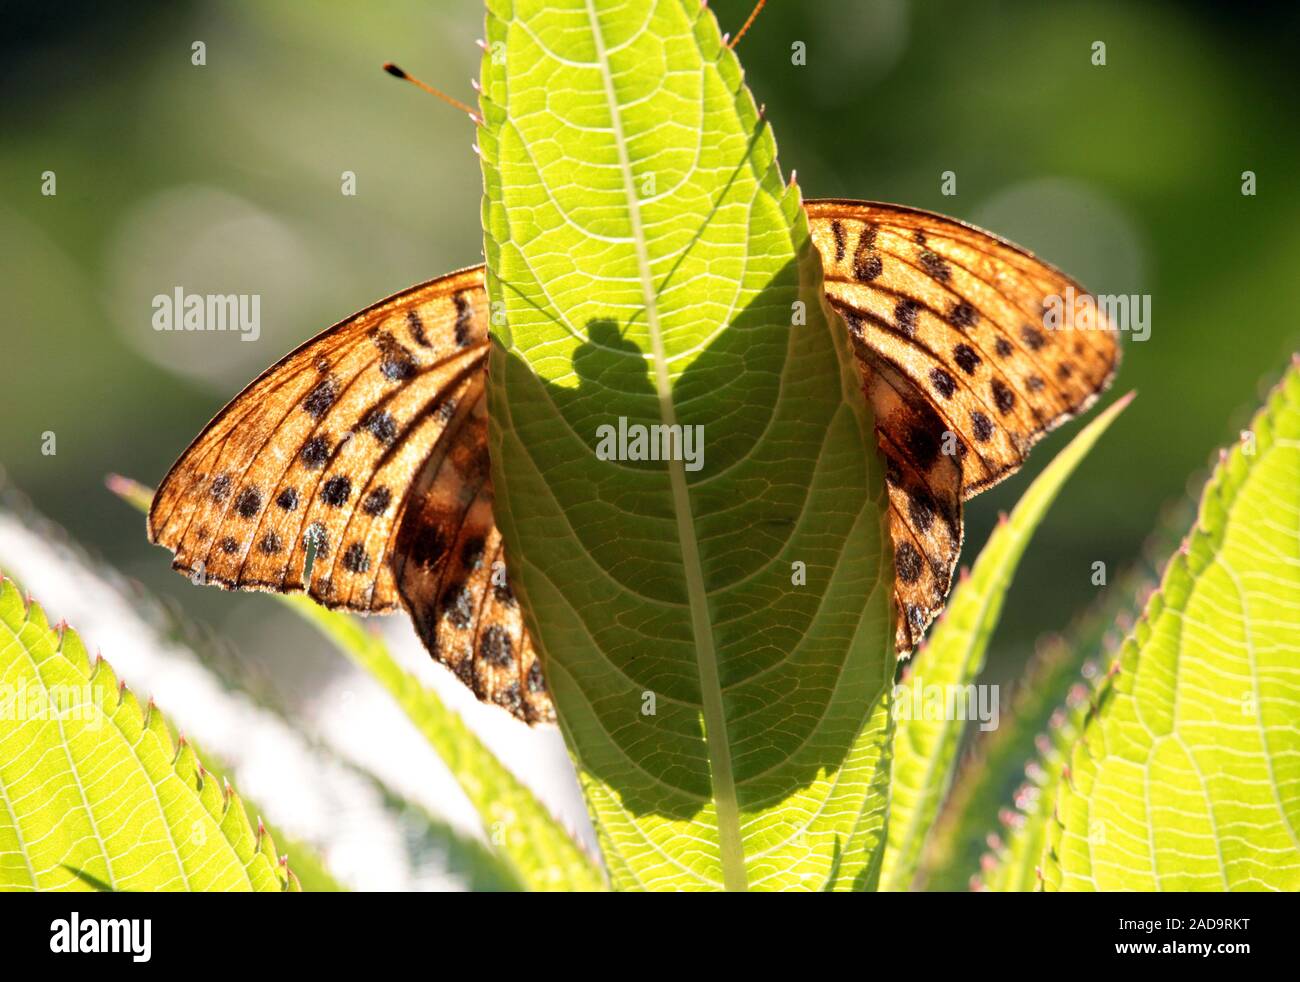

{"left": 3, "top": 0, "right": 1297, "bottom": 691}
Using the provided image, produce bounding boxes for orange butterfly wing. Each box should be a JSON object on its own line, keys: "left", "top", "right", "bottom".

{"left": 805, "top": 199, "right": 1119, "bottom": 650}
{"left": 389, "top": 372, "right": 553, "bottom": 722}
{"left": 148, "top": 266, "right": 551, "bottom": 721}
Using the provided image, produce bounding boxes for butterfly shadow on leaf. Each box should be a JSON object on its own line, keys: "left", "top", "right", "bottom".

{"left": 489, "top": 253, "right": 896, "bottom": 823}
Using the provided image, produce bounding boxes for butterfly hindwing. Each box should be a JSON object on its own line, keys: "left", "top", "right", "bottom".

{"left": 391, "top": 375, "right": 554, "bottom": 723}
{"left": 864, "top": 360, "right": 964, "bottom": 652}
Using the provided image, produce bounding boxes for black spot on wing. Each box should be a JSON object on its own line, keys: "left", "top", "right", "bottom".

{"left": 321, "top": 476, "right": 351, "bottom": 507}
{"left": 373, "top": 330, "right": 416, "bottom": 381}
{"left": 1020, "top": 324, "right": 1047, "bottom": 351}
{"left": 896, "top": 541, "right": 923, "bottom": 584}
{"left": 453, "top": 293, "right": 475, "bottom": 348}
{"left": 906, "top": 425, "right": 940, "bottom": 472}
{"left": 362, "top": 408, "right": 397, "bottom": 445}
{"left": 301, "top": 436, "right": 331, "bottom": 470}
{"left": 947, "top": 301, "right": 976, "bottom": 330}
{"left": 303, "top": 378, "right": 337, "bottom": 419}
{"left": 409, "top": 525, "right": 447, "bottom": 568}
{"left": 853, "top": 244, "right": 883, "bottom": 282}
{"left": 407, "top": 309, "right": 430, "bottom": 347}
{"left": 442, "top": 582, "right": 473, "bottom": 628}
{"left": 461, "top": 537, "right": 485, "bottom": 570}
{"left": 953, "top": 344, "right": 981, "bottom": 375}
{"left": 919, "top": 248, "right": 951, "bottom": 282}
{"left": 342, "top": 542, "right": 371, "bottom": 574}
{"left": 480, "top": 625, "right": 513, "bottom": 667}
{"left": 929, "top": 367, "right": 956, "bottom": 399}
{"left": 210, "top": 474, "right": 232, "bottom": 503}
{"left": 234, "top": 487, "right": 262, "bottom": 519}
{"left": 991, "top": 378, "right": 1016, "bottom": 414}
{"left": 527, "top": 660, "right": 547, "bottom": 694}
{"left": 895, "top": 298, "right": 920, "bottom": 337}
{"left": 361, "top": 487, "right": 391, "bottom": 516}
{"left": 493, "top": 575, "right": 517, "bottom": 607}
{"left": 496, "top": 683, "right": 522, "bottom": 715}
{"left": 907, "top": 488, "right": 935, "bottom": 533}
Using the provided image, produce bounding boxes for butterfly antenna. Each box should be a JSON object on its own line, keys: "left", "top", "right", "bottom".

{"left": 728, "top": 0, "right": 766, "bottom": 49}
{"left": 383, "top": 62, "right": 482, "bottom": 125}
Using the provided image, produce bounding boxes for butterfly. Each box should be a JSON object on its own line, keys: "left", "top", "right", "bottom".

{"left": 148, "top": 200, "right": 1118, "bottom": 724}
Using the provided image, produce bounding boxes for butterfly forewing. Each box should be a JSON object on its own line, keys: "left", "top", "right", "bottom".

{"left": 808, "top": 200, "right": 1118, "bottom": 491}
{"left": 149, "top": 269, "right": 487, "bottom": 610}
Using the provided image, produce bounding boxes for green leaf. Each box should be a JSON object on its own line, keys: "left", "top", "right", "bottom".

{"left": 479, "top": 0, "right": 892, "bottom": 890}
{"left": 879, "top": 393, "right": 1134, "bottom": 892}
{"left": 1045, "top": 362, "right": 1300, "bottom": 890}
{"left": 931, "top": 498, "right": 1191, "bottom": 891}
{"left": 284, "top": 596, "right": 606, "bottom": 892}
{"left": 184, "top": 743, "right": 350, "bottom": 893}
{"left": 0, "top": 577, "right": 297, "bottom": 891}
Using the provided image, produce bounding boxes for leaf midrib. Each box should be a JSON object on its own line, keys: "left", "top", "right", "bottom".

{"left": 581, "top": 0, "right": 747, "bottom": 891}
